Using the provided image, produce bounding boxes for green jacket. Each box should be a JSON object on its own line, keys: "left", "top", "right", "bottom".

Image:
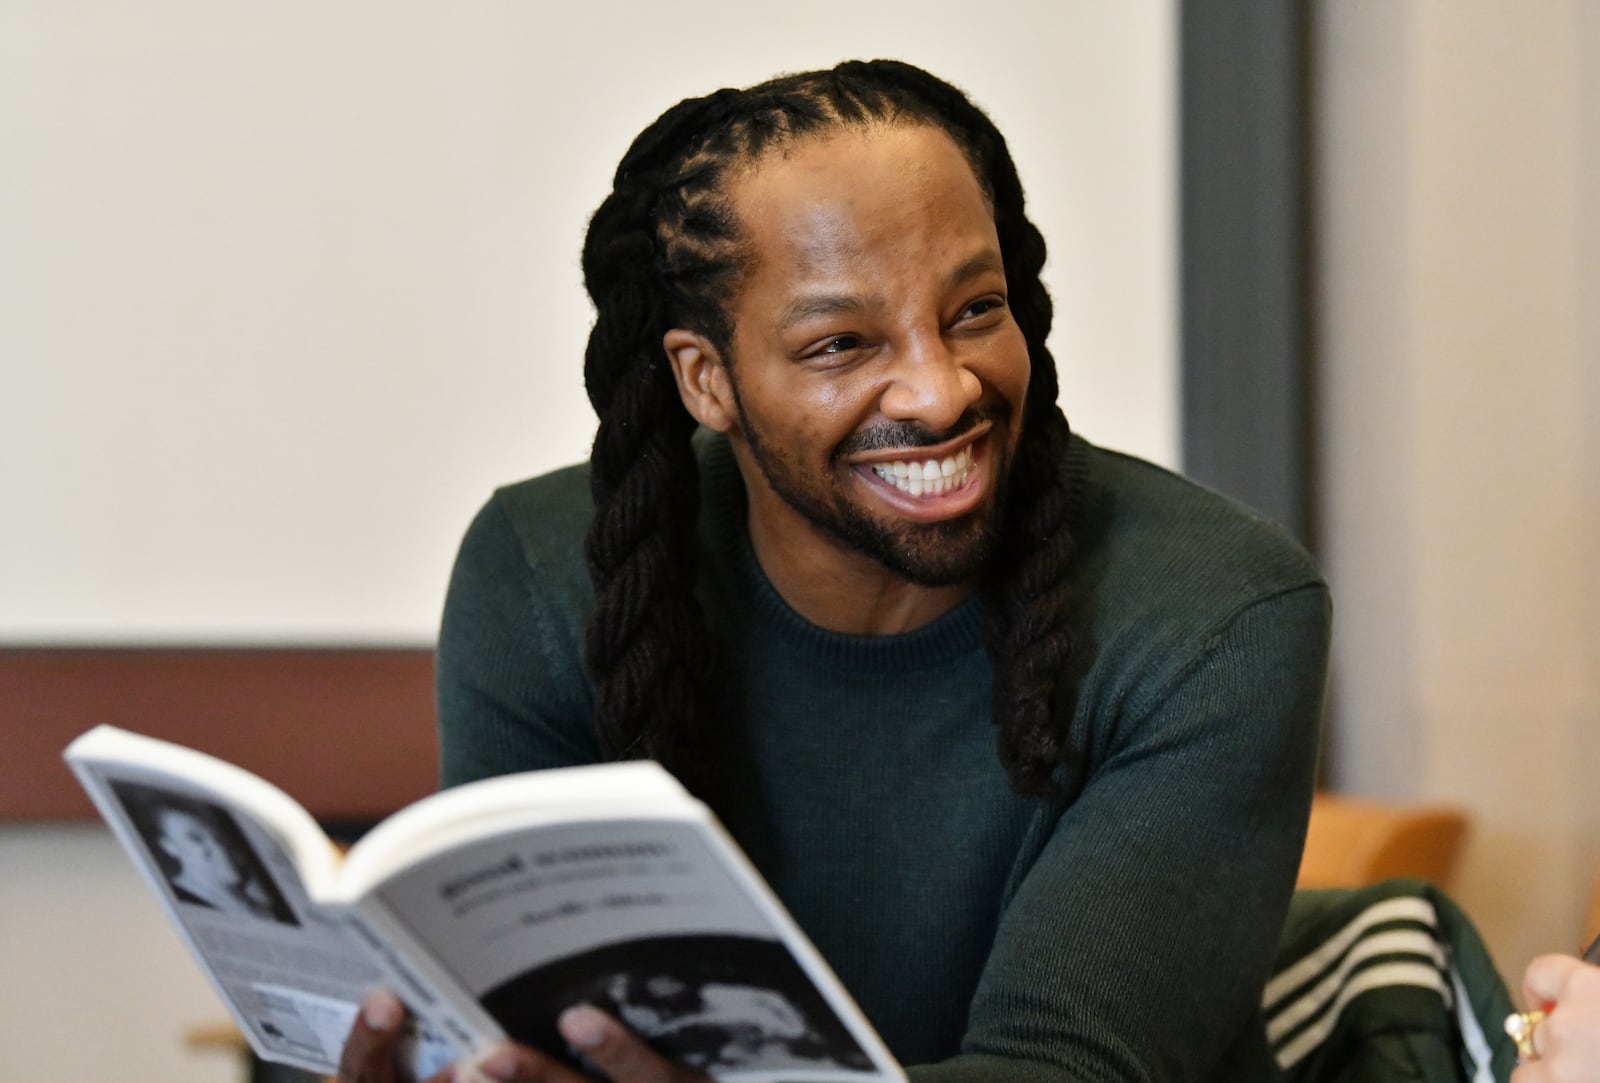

{"left": 1266, "top": 879, "right": 1519, "bottom": 1083}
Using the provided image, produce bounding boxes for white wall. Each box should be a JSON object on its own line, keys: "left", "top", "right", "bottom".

{"left": 1315, "top": 0, "right": 1600, "bottom": 976}
{"left": 0, "top": 826, "right": 233, "bottom": 1083}
{"left": 0, "top": 0, "right": 1177, "bottom": 645}
{"left": 0, "top": 4, "right": 1177, "bottom": 1082}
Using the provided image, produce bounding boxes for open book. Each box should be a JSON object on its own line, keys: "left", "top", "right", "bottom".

{"left": 65, "top": 725, "right": 904, "bottom": 1082}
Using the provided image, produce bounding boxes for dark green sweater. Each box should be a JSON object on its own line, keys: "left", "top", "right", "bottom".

{"left": 436, "top": 433, "right": 1330, "bottom": 1082}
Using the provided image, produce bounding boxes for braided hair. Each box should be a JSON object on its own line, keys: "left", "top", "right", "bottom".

{"left": 580, "top": 60, "right": 1076, "bottom": 800}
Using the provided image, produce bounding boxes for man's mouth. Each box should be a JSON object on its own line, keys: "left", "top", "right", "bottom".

{"left": 868, "top": 445, "right": 974, "bottom": 497}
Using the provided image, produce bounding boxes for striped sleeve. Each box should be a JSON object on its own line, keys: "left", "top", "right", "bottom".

{"left": 1266, "top": 880, "right": 1519, "bottom": 1083}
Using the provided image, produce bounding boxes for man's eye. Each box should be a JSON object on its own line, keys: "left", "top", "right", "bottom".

{"left": 820, "top": 335, "right": 861, "bottom": 354}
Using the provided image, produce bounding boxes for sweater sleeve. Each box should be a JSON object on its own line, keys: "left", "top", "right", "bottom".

{"left": 435, "top": 491, "right": 602, "bottom": 788}
{"left": 911, "top": 582, "right": 1330, "bottom": 1083}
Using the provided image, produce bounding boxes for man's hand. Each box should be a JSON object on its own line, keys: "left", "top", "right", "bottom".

{"left": 337, "top": 991, "right": 713, "bottom": 1083}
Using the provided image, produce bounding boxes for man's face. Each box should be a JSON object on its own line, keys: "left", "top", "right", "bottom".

{"left": 706, "top": 124, "right": 1030, "bottom": 587}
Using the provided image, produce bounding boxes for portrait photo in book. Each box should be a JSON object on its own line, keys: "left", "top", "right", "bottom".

{"left": 110, "top": 778, "right": 300, "bottom": 927}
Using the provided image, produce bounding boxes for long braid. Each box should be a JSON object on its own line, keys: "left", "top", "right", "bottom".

{"left": 579, "top": 95, "right": 746, "bottom": 796}
{"left": 581, "top": 61, "right": 1078, "bottom": 799}
{"left": 579, "top": 86, "right": 858, "bottom": 790}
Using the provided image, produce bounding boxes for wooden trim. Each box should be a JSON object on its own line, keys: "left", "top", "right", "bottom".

{"left": 1, "top": 647, "right": 436, "bottom": 823}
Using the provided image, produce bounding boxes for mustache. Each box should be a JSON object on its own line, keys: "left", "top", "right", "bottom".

{"left": 832, "top": 407, "right": 995, "bottom": 460}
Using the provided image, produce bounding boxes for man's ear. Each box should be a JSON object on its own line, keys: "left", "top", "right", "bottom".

{"left": 663, "top": 328, "right": 738, "bottom": 433}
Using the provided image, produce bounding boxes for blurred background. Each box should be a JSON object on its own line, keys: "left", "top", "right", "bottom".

{"left": 2, "top": 2, "right": 1597, "bottom": 1080}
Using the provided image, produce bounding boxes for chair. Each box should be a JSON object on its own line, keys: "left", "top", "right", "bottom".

{"left": 1296, "top": 792, "right": 1469, "bottom": 891}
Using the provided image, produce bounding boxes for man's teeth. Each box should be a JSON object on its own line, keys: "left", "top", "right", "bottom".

{"left": 870, "top": 447, "right": 974, "bottom": 497}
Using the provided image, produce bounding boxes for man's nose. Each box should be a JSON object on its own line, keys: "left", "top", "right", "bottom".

{"left": 878, "top": 336, "right": 982, "bottom": 431}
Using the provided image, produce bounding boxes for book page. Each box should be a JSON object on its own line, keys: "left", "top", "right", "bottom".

{"left": 75, "top": 762, "right": 460, "bottom": 1078}
{"left": 366, "top": 815, "right": 896, "bottom": 1083}
{"left": 335, "top": 760, "right": 692, "bottom": 897}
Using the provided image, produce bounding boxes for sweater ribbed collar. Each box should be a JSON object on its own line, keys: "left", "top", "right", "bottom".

{"left": 695, "top": 431, "right": 989, "bottom": 673}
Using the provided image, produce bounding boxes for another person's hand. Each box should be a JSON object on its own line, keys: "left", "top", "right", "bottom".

{"left": 1512, "top": 954, "right": 1600, "bottom": 1082}
{"left": 338, "top": 991, "right": 714, "bottom": 1083}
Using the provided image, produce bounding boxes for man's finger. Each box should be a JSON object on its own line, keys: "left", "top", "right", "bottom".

{"left": 455, "top": 1041, "right": 589, "bottom": 1083}
{"left": 558, "top": 1005, "right": 683, "bottom": 1083}
{"left": 338, "top": 990, "right": 407, "bottom": 1083}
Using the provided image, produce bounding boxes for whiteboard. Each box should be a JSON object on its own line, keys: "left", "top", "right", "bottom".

{"left": 0, "top": 0, "right": 1176, "bottom": 642}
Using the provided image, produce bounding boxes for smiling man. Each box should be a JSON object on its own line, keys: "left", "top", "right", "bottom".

{"left": 665, "top": 122, "right": 1028, "bottom": 632}
{"left": 343, "top": 61, "right": 1330, "bottom": 1083}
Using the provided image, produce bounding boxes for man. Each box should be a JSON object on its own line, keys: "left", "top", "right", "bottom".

{"left": 343, "top": 60, "right": 1329, "bottom": 1082}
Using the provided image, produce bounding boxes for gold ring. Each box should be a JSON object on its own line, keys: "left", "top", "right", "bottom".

{"left": 1504, "top": 1009, "right": 1546, "bottom": 1060}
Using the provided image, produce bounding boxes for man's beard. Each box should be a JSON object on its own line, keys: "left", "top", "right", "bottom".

{"left": 730, "top": 386, "right": 1012, "bottom": 588}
